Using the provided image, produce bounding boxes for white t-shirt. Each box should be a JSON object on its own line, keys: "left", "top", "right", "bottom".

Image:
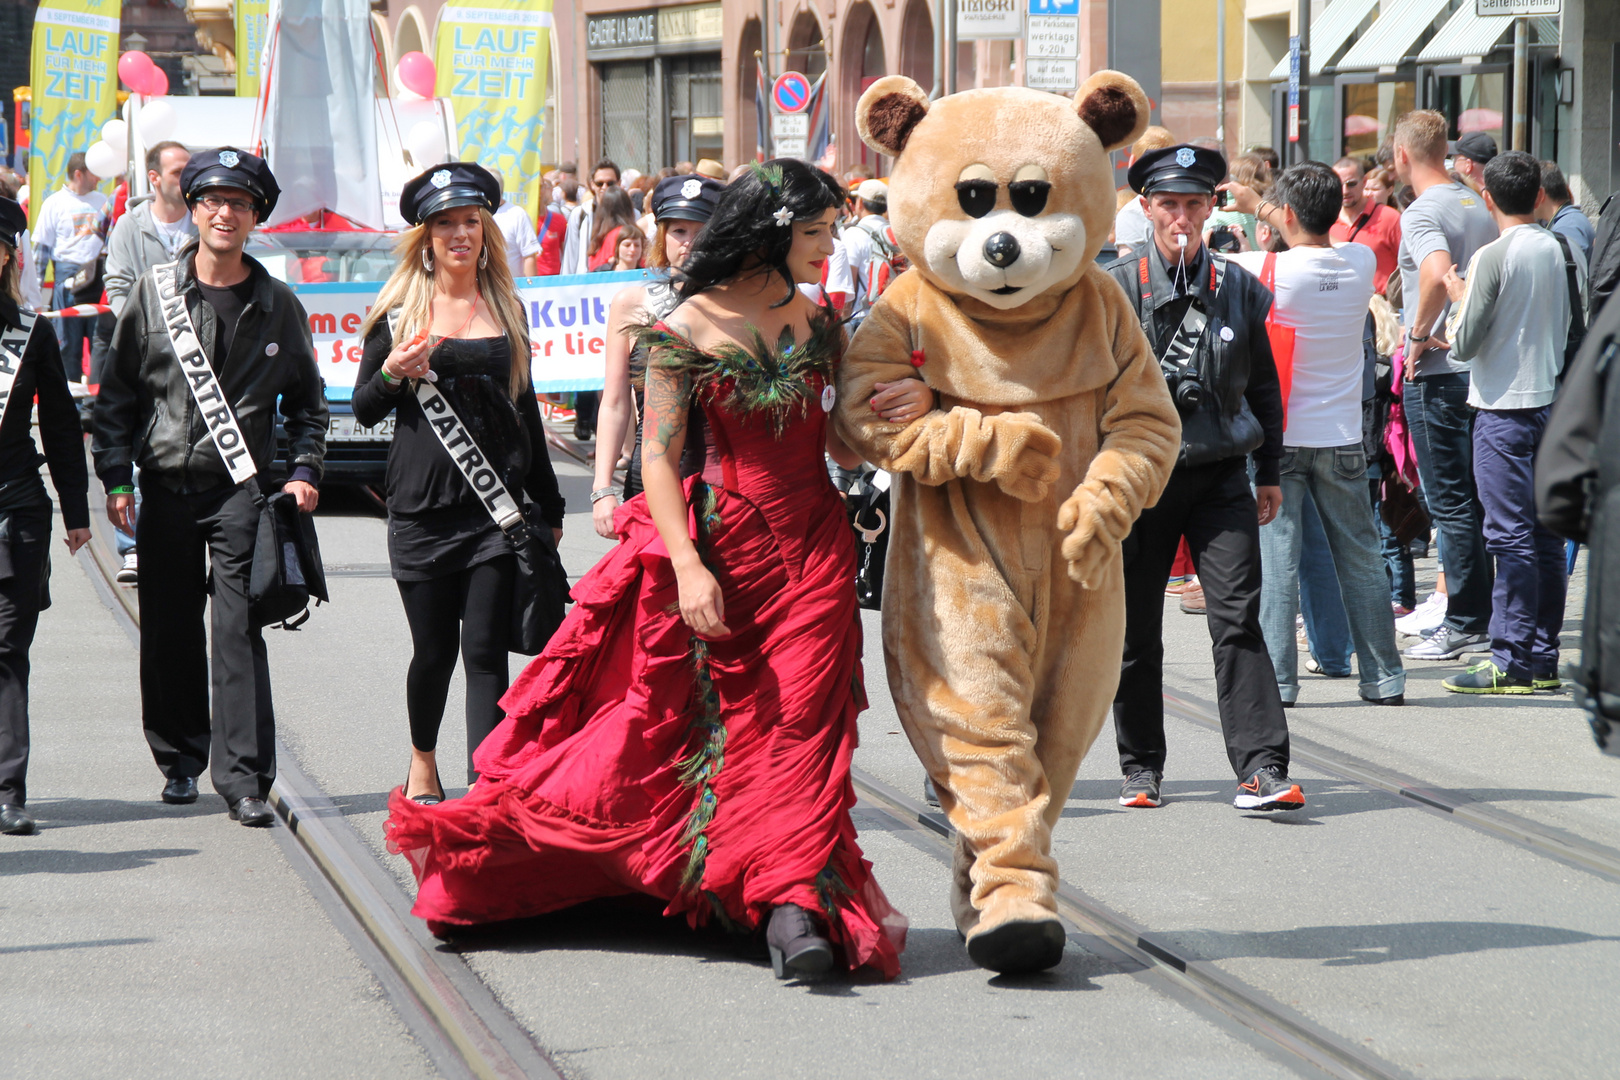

{"left": 34, "top": 187, "right": 108, "bottom": 267}
{"left": 152, "top": 210, "right": 191, "bottom": 257}
{"left": 1114, "top": 198, "right": 1149, "bottom": 252}
{"left": 495, "top": 202, "right": 540, "bottom": 277}
{"left": 1231, "top": 243, "right": 1376, "bottom": 448}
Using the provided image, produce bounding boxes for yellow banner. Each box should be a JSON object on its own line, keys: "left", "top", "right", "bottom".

{"left": 235, "top": 0, "right": 272, "bottom": 98}
{"left": 434, "top": 1, "right": 553, "bottom": 219}
{"left": 28, "top": 0, "right": 120, "bottom": 226}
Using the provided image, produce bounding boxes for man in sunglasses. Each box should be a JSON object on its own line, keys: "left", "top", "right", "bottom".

{"left": 92, "top": 147, "right": 328, "bottom": 828}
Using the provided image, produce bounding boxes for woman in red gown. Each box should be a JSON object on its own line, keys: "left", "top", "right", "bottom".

{"left": 386, "top": 161, "right": 927, "bottom": 981}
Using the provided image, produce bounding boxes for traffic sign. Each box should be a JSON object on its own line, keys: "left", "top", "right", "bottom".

{"left": 1027, "top": 15, "right": 1079, "bottom": 59}
{"left": 774, "top": 137, "right": 808, "bottom": 159}
{"left": 1026, "top": 58, "right": 1077, "bottom": 92}
{"left": 772, "top": 114, "right": 808, "bottom": 138}
{"left": 1476, "top": 0, "right": 1559, "bottom": 14}
{"left": 772, "top": 72, "right": 812, "bottom": 115}
{"left": 1028, "top": 0, "right": 1079, "bottom": 14}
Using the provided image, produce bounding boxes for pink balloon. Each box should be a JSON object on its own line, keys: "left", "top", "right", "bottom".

{"left": 145, "top": 66, "right": 169, "bottom": 97}
{"left": 117, "top": 51, "right": 155, "bottom": 93}
{"left": 396, "top": 51, "right": 437, "bottom": 100}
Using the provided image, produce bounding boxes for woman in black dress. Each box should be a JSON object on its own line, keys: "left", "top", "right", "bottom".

{"left": 0, "top": 195, "right": 91, "bottom": 835}
{"left": 352, "top": 164, "right": 565, "bottom": 804}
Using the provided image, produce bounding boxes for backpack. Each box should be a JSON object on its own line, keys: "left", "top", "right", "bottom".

{"left": 856, "top": 217, "right": 907, "bottom": 306}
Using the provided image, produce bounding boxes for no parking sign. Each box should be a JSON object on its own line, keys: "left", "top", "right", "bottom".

{"left": 772, "top": 71, "right": 812, "bottom": 114}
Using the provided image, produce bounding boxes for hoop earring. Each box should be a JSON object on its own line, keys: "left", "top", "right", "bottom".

{"left": 421, "top": 249, "right": 434, "bottom": 273}
{"left": 478, "top": 247, "right": 488, "bottom": 270}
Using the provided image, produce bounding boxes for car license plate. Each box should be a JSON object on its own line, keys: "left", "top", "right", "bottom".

{"left": 329, "top": 415, "right": 395, "bottom": 441}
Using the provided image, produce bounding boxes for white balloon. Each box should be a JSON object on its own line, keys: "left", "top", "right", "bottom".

{"left": 136, "top": 98, "right": 177, "bottom": 143}
{"left": 405, "top": 120, "right": 447, "bottom": 167}
{"left": 84, "top": 140, "right": 121, "bottom": 180}
{"left": 102, "top": 118, "right": 128, "bottom": 153}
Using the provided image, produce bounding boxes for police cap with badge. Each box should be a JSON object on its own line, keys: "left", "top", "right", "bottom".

{"left": 182, "top": 147, "right": 281, "bottom": 218}
{"left": 1128, "top": 144, "right": 1227, "bottom": 197}
{"left": 400, "top": 162, "right": 500, "bottom": 226}
{"left": 650, "top": 174, "right": 723, "bottom": 223}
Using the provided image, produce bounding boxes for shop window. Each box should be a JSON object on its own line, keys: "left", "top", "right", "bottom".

{"left": 668, "top": 55, "right": 723, "bottom": 168}
{"left": 1433, "top": 72, "right": 1506, "bottom": 153}
{"left": 1342, "top": 80, "right": 1414, "bottom": 159}
{"left": 601, "top": 61, "right": 655, "bottom": 174}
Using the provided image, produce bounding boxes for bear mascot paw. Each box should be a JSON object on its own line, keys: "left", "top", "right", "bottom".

{"left": 834, "top": 72, "right": 1183, "bottom": 975}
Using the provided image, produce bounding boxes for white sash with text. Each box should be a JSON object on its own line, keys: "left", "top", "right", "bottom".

{"left": 153, "top": 262, "right": 258, "bottom": 484}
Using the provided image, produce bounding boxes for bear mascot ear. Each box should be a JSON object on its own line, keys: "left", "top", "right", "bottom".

{"left": 857, "top": 76, "right": 931, "bottom": 158}
{"left": 1074, "top": 71, "right": 1151, "bottom": 153}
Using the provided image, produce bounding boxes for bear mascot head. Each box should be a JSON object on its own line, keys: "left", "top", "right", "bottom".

{"left": 855, "top": 71, "right": 1151, "bottom": 313}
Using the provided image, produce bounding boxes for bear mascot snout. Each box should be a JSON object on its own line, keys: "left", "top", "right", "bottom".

{"left": 834, "top": 72, "right": 1183, "bottom": 975}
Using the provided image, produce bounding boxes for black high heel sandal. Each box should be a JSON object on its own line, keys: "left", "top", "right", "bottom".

{"left": 766, "top": 904, "right": 834, "bottom": 980}
{"left": 405, "top": 762, "right": 444, "bottom": 806}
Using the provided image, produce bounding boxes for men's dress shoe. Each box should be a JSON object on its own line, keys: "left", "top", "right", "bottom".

{"left": 161, "top": 777, "right": 199, "bottom": 804}
{"left": 229, "top": 797, "right": 274, "bottom": 827}
{"left": 0, "top": 804, "right": 36, "bottom": 835}
{"left": 1360, "top": 692, "right": 1405, "bottom": 706}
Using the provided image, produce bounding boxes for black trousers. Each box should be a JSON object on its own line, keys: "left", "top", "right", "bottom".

{"left": 1113, "top": 457, "right": 1290, "bottom": 780}
{"left": 0, "top": 505, "right": 51, "bottom": 807}
{"left": 137, "top": 480, "right": 275, "bottom": 805}
{"left": 396, "top": 555, "right": 514, "bottom": 783}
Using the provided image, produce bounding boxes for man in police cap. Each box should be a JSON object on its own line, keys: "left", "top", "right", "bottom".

{"left": 93, "top": 147, "right": 328, "bottom": 827}
{"left": 1105, "top": 144, "right": 1304, "bottom": 813}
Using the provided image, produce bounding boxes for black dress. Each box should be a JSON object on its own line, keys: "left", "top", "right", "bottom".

{"left": 0, "top": 296, "right": 90, "bottom": 811}
{"left": 352, "top": 325, "right": 565, "bottom": 580}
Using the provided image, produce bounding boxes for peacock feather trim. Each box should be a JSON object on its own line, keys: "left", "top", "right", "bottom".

{"left": 629, "top": 313, "right": 842, "bottom": 439}
{"left": 815, "top": 861, "right": 854, "bottom": 927}
{"left": 675, "top": 484, "right": 726, "bottom": 893}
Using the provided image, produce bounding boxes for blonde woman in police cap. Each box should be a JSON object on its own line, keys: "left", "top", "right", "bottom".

{"left": 0, "top": 195, "right": 90, "bottom": 835}
{"left": 353, "top": 162, "right": 565, "bottom": 805}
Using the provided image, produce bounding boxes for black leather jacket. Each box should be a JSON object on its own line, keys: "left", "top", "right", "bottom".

{"left": 93, "top": 243, "right": 328, "bottom": 492}
{"left": 1106, "top": 245, "right": 1285, "bottom": 485}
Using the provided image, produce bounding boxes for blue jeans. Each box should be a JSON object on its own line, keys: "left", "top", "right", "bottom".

{"left": 1260, "top": 444, "right": 1405, "bottom": 702}
{"left": 50, "top": 261, "right": 91, "bottom": 382}
{"left": 1367, "top": 466, "right": 1416, "bottom": 609}
{"left": 1298, "top": 492, "right": 1352, "bottom": 676}
{"left": 1405, "top": 373, "right": 1492, "bottom": 634}
{"left": 1473, "top": 408, "right": 1566, "bottom": 679}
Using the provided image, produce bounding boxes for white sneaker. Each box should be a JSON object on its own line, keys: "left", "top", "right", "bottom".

{"left": 1395, "top": 592, "right": 1445, "bottom": 637}
{"left": 116, "top": 552, "right": 138, "bottom": 584}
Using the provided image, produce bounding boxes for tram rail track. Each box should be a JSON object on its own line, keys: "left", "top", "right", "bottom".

{"left": 850, "top": 767, "right": 1413, "bottom": 1080}
{"left": 1163, "top": 689, "right": 1620, "bottom": 883}
{"left": 77, "top": 522, "right": 561, "bottom": 1080}
{"left": 70, "top": 469, "right": 1615, "bottom": 1079}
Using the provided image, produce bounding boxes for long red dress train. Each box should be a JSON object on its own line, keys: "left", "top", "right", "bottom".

{"left": 385, "top": 320, "right": 907, "bottom": 979}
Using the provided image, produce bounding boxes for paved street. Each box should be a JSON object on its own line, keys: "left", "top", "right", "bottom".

{"left": 3, "top": 439, "right": 1617, "bottom": 1079}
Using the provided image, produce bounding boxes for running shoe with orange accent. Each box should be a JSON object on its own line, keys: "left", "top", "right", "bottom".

{"left": 1119, "top": 769, "right": 1162, "bottom": 808}
{"left": 1234, "top": 765, "right": 1305, "bottom": 811}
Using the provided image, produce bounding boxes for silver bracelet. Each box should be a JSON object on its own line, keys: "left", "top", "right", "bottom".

{"left": 590, "top": 487, "right": 619, "bottom": 504}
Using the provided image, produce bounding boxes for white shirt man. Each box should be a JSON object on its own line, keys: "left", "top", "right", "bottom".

{"left": 33, "top": 173, "right": 108, "bottom": 271}
{"left": 495, "top": 201, "right": 540, "bottom": 277}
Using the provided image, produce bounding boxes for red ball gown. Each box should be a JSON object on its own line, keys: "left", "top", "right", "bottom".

{"left": 385, "top": 317, "right": 907, "bottom": 979}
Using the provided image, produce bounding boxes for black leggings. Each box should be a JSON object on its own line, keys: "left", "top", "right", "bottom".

{"left": 396, "top": 555, "right": 515, "bottom": 782}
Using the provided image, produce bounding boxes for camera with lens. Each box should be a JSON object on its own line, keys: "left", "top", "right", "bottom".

{"left": 1169, "top": 374, "right": 1203, "bottom": 414}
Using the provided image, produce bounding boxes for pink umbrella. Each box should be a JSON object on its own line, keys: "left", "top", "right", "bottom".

{"left": 1344, "top": 114, "right": 1383, "bottom": 137}
{"left": 1458, "top": 108, "right": 1503, "bottom": 134}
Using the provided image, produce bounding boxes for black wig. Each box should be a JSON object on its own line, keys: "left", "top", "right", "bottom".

{"left": 675, "top": 159, "right": 844, "bottom": 307}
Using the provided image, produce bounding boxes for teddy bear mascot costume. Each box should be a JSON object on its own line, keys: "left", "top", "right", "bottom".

{"left": 835, "top": 72, "right": 1182, "bottom": 975}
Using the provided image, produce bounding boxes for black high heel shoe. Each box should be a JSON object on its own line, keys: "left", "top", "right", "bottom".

{"left": 405, "top": 762, "right": 444, "bottom": 806}
{"left": 766, "top": 904, "right": 834, "bottom": 980}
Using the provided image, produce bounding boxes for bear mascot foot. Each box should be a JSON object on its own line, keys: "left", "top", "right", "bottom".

{"left": 965, "top": 918, "right": 1067, "bottom": 974}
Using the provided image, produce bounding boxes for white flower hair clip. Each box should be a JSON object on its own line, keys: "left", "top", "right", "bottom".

{"left": 773, "top": 206, "right": 794, "bottom": 227}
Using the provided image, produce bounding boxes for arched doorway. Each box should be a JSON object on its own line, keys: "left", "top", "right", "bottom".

{"left": 738, "top": 18, "right": 763, "bottom": 162}
{"left": 840, "top": 3, "right": 886, "bottom": 172}
{"left": 785, "top": 10, "right": 827, "bottom": 82}
{"left": 393, "top": 6, "right": 430, "bottom": 95}
{"left": 898, "top": 0, "right": 933, "bottom": 91}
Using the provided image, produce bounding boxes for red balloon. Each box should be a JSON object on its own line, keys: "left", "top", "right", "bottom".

{"left": 146, "top": 66, "right": 169, "bottom": 97}
{"left": 117, "top": 51, "right": 155, "bottom": 93}
{"left": 396, "top": 51, "right": 437, "bottom": 99}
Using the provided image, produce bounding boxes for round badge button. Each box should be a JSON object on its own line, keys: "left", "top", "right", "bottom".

{"left": 821, "top": 384, "right": 836, "bottom": 413}
{"left": 1219, "top": 326, "right": 1235, "bottom": 342}
{"left": 265, "top": 342, "right": 280, "bottom": 356}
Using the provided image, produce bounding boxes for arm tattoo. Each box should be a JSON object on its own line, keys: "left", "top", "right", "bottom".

{"left": 644, "top": 368, "right": 692, "bottom": 463}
